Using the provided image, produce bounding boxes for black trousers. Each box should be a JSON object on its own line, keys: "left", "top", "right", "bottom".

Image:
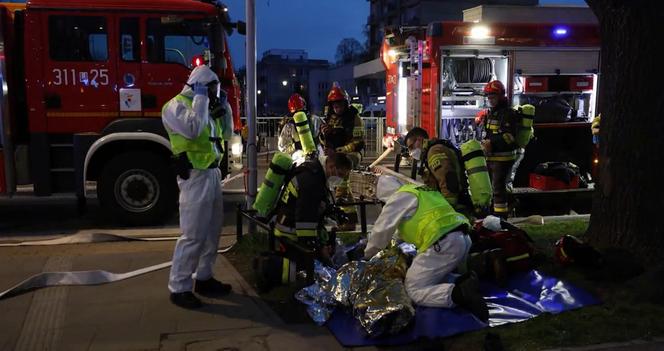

{"left": 487, "top": 160, "right": 515, "bottom": 218}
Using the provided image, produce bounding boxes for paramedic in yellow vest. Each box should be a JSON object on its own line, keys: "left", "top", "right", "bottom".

{"left": 162, "top": 65, "right": 233, "bottom": 309}
{"left": 481, "top": 80, "right": 520, "bottom": 218}
{"left": 364, "top": 175, "right": 489, "bottom": 322}
{"left": 404, "top": 127, "right": 468, "bottom": 211}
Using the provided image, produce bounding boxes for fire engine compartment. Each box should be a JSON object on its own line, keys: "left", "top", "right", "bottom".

{"left": 439, "top": 51, "right": 599, "bottom": 191}
{"left": 383, "top": 22, "right": 601, "bottom": 211}
{"left": 439, "top": 54, "right": 509, "bottom": 145}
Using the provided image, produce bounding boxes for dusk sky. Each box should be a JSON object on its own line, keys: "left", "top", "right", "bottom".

{"left": 225, "top": 0, "right": 588, "bottom": 69}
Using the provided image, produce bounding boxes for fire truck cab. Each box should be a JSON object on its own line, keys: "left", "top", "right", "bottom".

{"left": 382, "top": 8, "right": 600, "bottom": 212}
{"left": 0, "top": 0, "right": 242, "bottom": 225}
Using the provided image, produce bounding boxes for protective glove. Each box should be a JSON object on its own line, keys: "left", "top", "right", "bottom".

{"left": 219, "top": 88, "right": 228, "bottom": 105}
{"left": 210, "top": 101, "right": 226, "bottom": 120}
{"left": 475, "top": 109, "right": 488, "bottom": 125}
{"left": 191, "top": 82, "right": 207, "bottom": 96}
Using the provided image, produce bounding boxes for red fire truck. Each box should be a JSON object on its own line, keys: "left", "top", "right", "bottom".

{"left": 381, "top": 19, "right": 600, "bottom": 211}
{"left": 0, "top": 0, "right": 243, "bottom": 224}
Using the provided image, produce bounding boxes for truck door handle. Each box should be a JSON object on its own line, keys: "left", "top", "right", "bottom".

{"left": 44, "top": 94, "right": 61, "bottom": 109}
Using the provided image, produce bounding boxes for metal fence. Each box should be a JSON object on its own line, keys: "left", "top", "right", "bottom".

{"left": 240, "top": 116, "right": 385, "bottom": 156}
{"left": 361, "top": 116, "right": 385, "bottom": 157}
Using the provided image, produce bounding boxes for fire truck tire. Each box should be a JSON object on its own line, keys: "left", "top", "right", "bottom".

{"left": 97, "top": 152, "right": 177, "bottom": 226}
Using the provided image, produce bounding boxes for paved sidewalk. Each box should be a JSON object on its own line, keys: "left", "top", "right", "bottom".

{"left": 0, "top": 241, "right": 346, "bottom": 351}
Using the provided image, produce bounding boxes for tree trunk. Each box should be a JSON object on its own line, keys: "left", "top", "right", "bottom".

{"left": 585, "top": 0, "right": 664, "bottom": 263}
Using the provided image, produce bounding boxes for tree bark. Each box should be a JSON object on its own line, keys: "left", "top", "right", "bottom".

{"left": 585, "top": 0, "right": 664, "bottom": 262}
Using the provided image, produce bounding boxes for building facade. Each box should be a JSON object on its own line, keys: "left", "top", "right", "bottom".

{"left": 255, "top": 49, "right": 329, "bottom": 116}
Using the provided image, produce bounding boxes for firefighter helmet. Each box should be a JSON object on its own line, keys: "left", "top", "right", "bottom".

{"left": 554, "top": 235, "right": 598, "bottom": 265}
{"left": 288, "top": 93, "right": 307, "bottom": 114}
{"left": 483, "top": 80, "right": 506, "bottom": 96}
{"left": 327, "top": 86, "right": 348, "bottom": 103}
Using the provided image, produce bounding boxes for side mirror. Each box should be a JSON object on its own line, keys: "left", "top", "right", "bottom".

{"left": 235, "top": 21, "right": 246, "bottom": 35}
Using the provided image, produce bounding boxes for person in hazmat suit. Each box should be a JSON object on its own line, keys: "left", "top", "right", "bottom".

{"left": 480, "top": 80, "right": 520, "bottom": 218}
{"left": 364, "top": 175, "right": 489, "bottom": 322}
{"left": 162, "top": 65, "right": 233, "bottom": 309}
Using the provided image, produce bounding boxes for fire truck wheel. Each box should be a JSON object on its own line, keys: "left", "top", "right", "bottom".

{"left": 98, "top": 152, "right": 177, "bottom": 226}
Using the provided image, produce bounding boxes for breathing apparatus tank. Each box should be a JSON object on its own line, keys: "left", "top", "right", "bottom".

{"left": 460, "top": 139, "right": 493, "bottom": 211}
{"left": 293, "top": 111, "right": 316, "bottom": 154}
{"left": 253, "top": 152, "right": 293, "bottom": 217}
{"left": 516, "top": 104, "right": 535, "bottom": 148}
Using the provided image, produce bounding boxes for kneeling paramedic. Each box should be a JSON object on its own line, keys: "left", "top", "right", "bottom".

{"left": 162, "top": 65, "right": 233, "bottom": 309}
{"left": 364, "top": 175, "right": 489, "bottom": 322}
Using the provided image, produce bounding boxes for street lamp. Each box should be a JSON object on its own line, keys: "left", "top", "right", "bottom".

{"left": 282, "top": 80, "right": 288, "bottom": 87}
{"left": 257, "top": 89, "right": 261, "bottom": 95}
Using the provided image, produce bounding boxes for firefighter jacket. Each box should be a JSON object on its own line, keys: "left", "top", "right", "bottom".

{"left": 278, "top": 113, "right": 321, "bottom": 155}
{"left": 483, "top": 100, "right": 520, "bottom": 161}
{"left": 278, "top": 117, "right": 300, "bottom": 155}
{"left": 319, "top": 106, "right": 365, "bottom": 153}
{"left": 273, "top": 158, "right": 331, "bottom": 246}
{"left": 420, "top": 139, "right": 468, "bottom": 209}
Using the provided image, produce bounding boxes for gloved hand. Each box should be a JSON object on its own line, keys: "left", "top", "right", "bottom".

{"left": 191, "top": 82, "right": 207, "bottom": 96}
{"left": 210, "top": 102, "right": 225, "bottom": 120}
{"left": 481, "top": 139, "right": 492, "bottom": 154}
{"left": 475, "top": 109, "right": 488, "bottom": 125}
{"left": 320, "top": 123, "right": 331, "bottom": 136}
{"left": 218, "top": 88, "right": 228, "bottom": 105}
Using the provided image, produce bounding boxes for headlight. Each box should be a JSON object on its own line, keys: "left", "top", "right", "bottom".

{"left": 230, "top": 134, "right": 243, "bottom": 156}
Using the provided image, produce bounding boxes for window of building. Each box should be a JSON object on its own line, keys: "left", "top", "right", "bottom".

{"left": 120, "top": 18, "right": 140, "bottom": 62}
{"left": 48, "top": 16, "right": 108, "bottom": 61}
{"left": 146, "top": 18, "right": 211, "bottom": 68}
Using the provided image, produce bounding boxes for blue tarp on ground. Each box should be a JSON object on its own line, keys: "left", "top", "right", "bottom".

{"left": 326, "top": 270, "right": 600, "bottom": 347}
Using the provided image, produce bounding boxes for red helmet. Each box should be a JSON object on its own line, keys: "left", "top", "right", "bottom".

{"left": 554, "top": 235, "right": 600, "bottom": 266}
{"left": 483, "top": 80, "right": 506, "bottom": 96}
{"left": 327, "top": 86, "right": 348, "bottom": 103}
{"left": 288, "top": 93, "right": 306, "bottom": 113}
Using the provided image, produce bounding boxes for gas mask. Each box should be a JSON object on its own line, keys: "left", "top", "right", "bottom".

{"left": 409, "top": 148, "right": 422, "bottom": 161}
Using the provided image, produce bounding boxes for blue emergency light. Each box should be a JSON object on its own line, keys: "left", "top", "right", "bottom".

{"left": 553, "top": 26, "right": 569, "bottom": 38}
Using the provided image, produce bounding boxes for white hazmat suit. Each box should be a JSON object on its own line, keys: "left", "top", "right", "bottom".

{"left": 365, "top": 175, "right": 472, "bottom": 307}
{"left": 163, "top": 65, "right": 229, "bottom": 293}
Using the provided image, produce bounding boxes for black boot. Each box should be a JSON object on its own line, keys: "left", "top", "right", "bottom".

{"left": 195, "top": 277, "right": 232, "bottom": 297}
{"left": 487, "top": 248, "right": 508, "bottom": 287}
{"left": 170, "top": 291, "right": 202, "bottom": 309}
{"left": 468, "top": 252, "right": 488, "bottom": 278}
{"left": 452, "top": 272, "right": 489, "bottom": 322}
{"left": 468, "top": 249, "right": 508, "bottom": 287}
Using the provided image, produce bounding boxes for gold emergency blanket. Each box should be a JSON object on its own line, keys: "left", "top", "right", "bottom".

{"left": 323, "top": 247, "right": 415, "bottom": 336}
